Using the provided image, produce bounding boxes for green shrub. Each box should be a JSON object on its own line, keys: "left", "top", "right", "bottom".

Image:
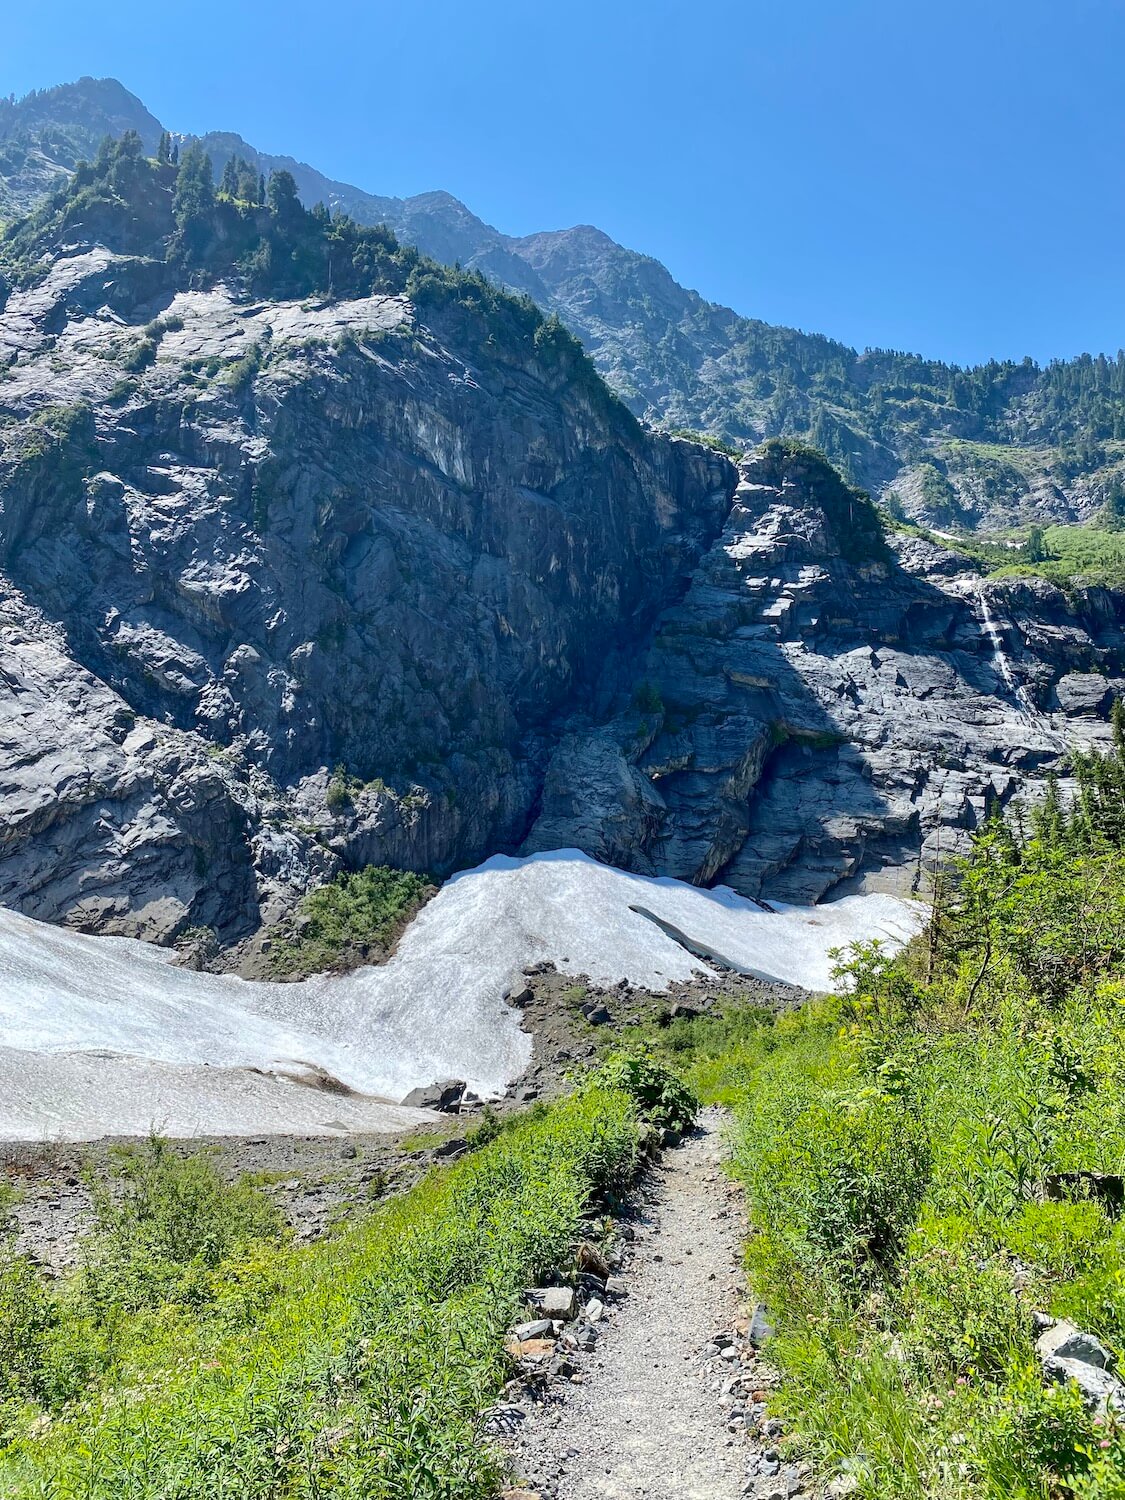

{"left": 270, "top": 864, "right": 432, "bottom": 976}
{"left": 0, "top": 1087, "right": 640, "bottom": 1498}
{"left": 0, "top": 1248, "right": 56, "bottom": 1400}
{"left": 119, "top": 334, "right": 156, "bottom": 372}
{"left": 736, "top": 1048, "right": 931, "bottom": 1295}
{"left": 631, "top": 680, "right": 664, "bottom": 715}
{"left": 596, "top": 1051, "right": 698, "bottom": 1133}
{"left": 895, "top": 1229, "right": 1025, "bottom": 1380}
{"left": 81, "top": 1135, "right": 285, "bottom": 1315}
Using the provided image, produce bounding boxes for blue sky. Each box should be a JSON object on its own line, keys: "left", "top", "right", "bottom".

{"left": 5, "top": 0, "right": 1123, "bottom": 367}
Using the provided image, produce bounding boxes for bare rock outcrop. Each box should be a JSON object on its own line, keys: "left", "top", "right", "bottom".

{"left": 526, "top": 446, "right": 1125, "bottom": 899}
{"left": 0, "top": 244, "right": 732, "bottom": 938}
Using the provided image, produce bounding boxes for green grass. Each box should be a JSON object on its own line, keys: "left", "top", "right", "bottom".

{"left": 655, "top": 828, "right": 1125, "bottom": 1499}
{"left": 0, "top": 1084, "right": 645, "bottom": 1498}
{"left": 889, "top": 512, "right": 1125, "bottom": 589}
{"left": 942, "top": 438, "right": 1061, "bottom": 477}
{"left": 989, "top": 523, "right": 1125, "bottom": 588}
{"left": 269, "top": 864, "right": 433, "bottom": 976}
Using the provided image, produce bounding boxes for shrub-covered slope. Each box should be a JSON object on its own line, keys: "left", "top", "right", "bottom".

{"left": 655, "top": 722, "right": 1125, "bottom": 1498}
{"left": 0, "top": 1084, "right": 647, "bottom": 1498}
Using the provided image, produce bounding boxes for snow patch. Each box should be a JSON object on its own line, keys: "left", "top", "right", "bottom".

{"left": 0, "top": 850, "right": 922, "bottom": 1140}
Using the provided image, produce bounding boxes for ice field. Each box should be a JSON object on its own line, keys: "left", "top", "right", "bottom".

{"left": 0, "top": 850, "right": 923, "bottom": 1139}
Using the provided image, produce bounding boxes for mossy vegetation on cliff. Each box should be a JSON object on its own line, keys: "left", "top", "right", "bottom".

{"left": 759, "top": 436, "right": 890, "bottom": 565}
{"left": 267, "top": 864, "right": 433, "bottom": 977}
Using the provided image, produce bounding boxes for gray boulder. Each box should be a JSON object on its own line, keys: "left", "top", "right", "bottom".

{"left": 526, "top": 1286, "right": 576, "bottom": 1320}
{"left": 400, "top": 1078, "right": 466, "bottom": 1112}
{"left": 1036, "top": 1319, "right": 1125, "bottom": 1414}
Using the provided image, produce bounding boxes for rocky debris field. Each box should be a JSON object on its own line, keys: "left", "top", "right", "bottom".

{"left": 501, "top": 1110, "right": 810, "bottom": 1500}
{"left": 506, "top": 959, "right": 802, "bottom": 1107}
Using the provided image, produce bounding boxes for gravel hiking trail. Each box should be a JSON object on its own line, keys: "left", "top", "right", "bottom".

{"left": 507, "top": 1106, "right": 803, "bottom": 1500}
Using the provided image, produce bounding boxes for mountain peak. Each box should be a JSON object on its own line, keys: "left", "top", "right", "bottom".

{"left": 1, "top": 76, "right": 160, "bottom": 137}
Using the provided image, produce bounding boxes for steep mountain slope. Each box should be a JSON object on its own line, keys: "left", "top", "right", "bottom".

{"left": 0, "top": 114, "right": 1121, "bottom": 957}
{"left": 0, "top": 139, "right": 731, "bottom": 941}
{"left": 525, "top": 442, "right": 1125, "bottom": 899}
{"left": 5, "top": 79, "right": 1125, "bottom": 531}
{"left": 0, "top": 78, "right": 162, "bottom": 216}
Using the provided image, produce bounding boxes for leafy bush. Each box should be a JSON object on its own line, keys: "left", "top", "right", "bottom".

{"left": 0, "top": 1248, "right": 57, "bottom": 1401}
{"left": 270, "top": 864, "right": 432, "bottom": 976}
{"left": 81, "top": 1135, "right": 284, "bottom": 1314}
{"left": 596, "top": 1051, "right": 698, "bottom": 1132}
{"left": 734, "top": 1040, "right": 931, "bottom": 1294}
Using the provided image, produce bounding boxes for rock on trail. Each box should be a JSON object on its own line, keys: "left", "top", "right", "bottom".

{"left": 507, "top": 1108, "right": 806, "bottom": 1500}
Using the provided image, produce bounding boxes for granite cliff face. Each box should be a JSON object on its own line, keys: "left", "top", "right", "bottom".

{"left": 1, "top": 248, "right": 1121, "bottom": 938}
{"left": 526, "top": 446, "right": 1125, "bottom": 899}
{"left": 0, "top": 133, "right": 1123, "bottom": 948}
{"left": 0, "top": 239, "right": 732, "bottom": 940}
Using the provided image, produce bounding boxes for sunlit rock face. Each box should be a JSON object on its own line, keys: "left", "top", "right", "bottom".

{"left": 0, "top": 247, "right": 732, "bottom": 939}
{"left": 1, "top": 247, "right": 1122, "bottom": 941}
{"left": 525, "top": 446, "right": 1125, "bottom": 899}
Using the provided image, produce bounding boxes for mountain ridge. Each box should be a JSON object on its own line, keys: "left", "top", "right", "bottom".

{"left": 7, "top": 77, "right": 1125, "bottom": 534}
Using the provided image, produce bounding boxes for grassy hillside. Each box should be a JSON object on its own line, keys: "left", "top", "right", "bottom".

{"left": 0, "top": 1083, "right": 667, "bottom": 1497}
{"left": 651, "top": 725, "right": 1125, "bottom": 1498}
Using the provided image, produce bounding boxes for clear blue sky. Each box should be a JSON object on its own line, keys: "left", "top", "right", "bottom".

{"left": 5, "top": 0, "right": 1123, "bottom": 367}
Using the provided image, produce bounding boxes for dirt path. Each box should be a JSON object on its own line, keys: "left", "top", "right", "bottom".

{"left": 506, "top": 1107, "right": 809, "bottom": 1500}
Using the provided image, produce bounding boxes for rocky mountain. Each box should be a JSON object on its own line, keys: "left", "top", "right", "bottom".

{"left": 0, "top": 137, "right": 1121, "bottom": 954}
{"left": 5, "top": 79, "right": 1125, "bottom": 532}
{"left": 0, "top": 78, "right": 162, "bottom": 216}
{"left": 526, "top": 444, "right": 1125, "bottom": 900}
{"left": 0, "top": 138, "right": 731, "bottom": 942}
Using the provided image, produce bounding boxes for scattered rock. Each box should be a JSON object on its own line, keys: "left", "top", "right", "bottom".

{"left": 512, "top": 1319, "right": 554, "bottom": 1342}
{"left": 526, "top": 1286, "right": 577, "bottom": 1320}
{"left": 748, "top": 1303, "right": 776, "bottom": 1346}
{"left": 433, "top": 1137, "right": 466, "bottom": 1160}
{"left": 1036, "top": 1318, "right": 1125, "bottom": 1413}
{"left": 1037, "top": 1320, "right": 1115, "bottom": 1369}
{"left": 505, "top": 1338, "right": 556, "bottom": 1360}
{"left": 827, "top": 1477, "right": 860, "bottom": 1498}
{"left": 399, "top": 1079, "right": 466, "bottom": 1112}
